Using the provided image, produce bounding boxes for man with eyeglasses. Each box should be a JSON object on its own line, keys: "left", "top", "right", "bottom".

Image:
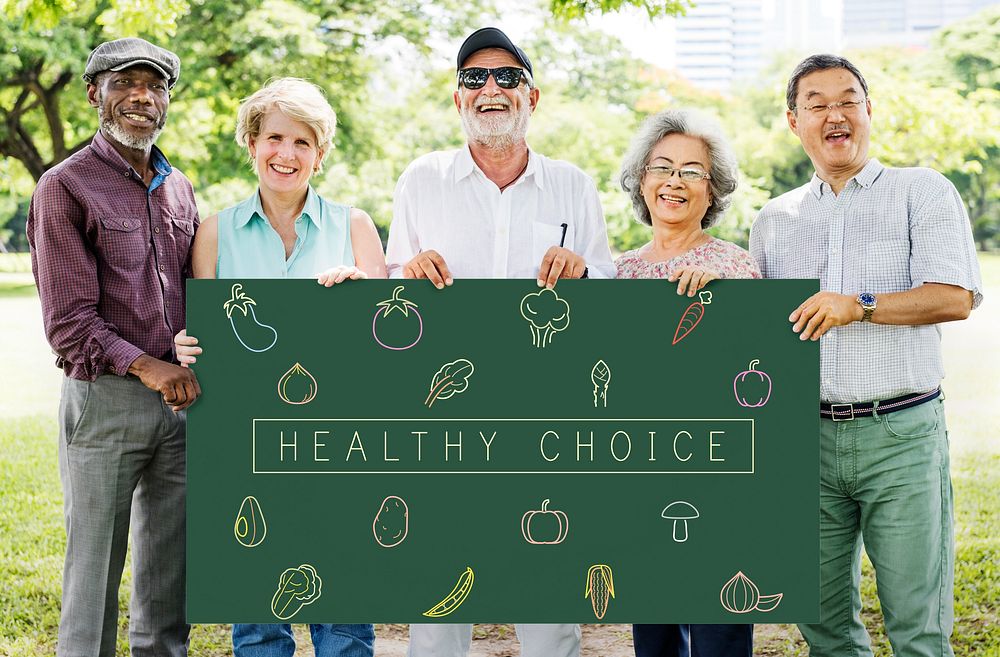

{"left": 750, "top": 54, "right": 982, "bottom": 657}
{"left": 387, "top": 26, "right": 613, "bottom": 657}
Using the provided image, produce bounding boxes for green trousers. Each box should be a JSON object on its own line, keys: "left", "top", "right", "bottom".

{"left": 799, "top": 398, "right": 954, "bottom": 657}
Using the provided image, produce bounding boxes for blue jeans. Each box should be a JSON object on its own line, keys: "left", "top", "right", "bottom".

{"left": 632, "top": 624, "right": 752, "bottom": 657}
{"left": 232, "top": 623, "right": 374, "bottom": 657}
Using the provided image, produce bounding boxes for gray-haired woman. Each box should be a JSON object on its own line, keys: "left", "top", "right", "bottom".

{"left": 618, "top": 109, "right": 756, "bottom": 657}
{"left": 616, "top": 109, "right": 759, "bottom": 295}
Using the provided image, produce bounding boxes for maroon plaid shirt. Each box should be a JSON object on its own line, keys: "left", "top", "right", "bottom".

{"left": 27, "top": 131, "right": 199, "bottom": 381}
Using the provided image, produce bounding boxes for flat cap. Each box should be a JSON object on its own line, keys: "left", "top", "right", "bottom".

{"left": 83, "top": 37, "right": 181, "bottom": 89}
{"left": 457, "top": 27, "right": 533, "bottom": 77}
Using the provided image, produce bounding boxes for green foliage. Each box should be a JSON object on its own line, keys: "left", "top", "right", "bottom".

{"left": 549, "top": 0, "right": 690, "bottom": 20}
{"left": 930, "top": 4, "right": 1000, "bottom": 94}
{"left": 1, "top": 1, "right": 998, "bottom": 252}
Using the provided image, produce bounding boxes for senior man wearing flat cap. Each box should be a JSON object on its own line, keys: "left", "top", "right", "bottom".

{"left": 388, "top": 26, "right": 610, "bottom": 657}
{"left": 27, "top": 37, "right": 200, "bottom": 657}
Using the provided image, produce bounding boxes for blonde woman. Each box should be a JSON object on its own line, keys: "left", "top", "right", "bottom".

{"left": 175, "top": 78, "right": 383, "bottom": 657}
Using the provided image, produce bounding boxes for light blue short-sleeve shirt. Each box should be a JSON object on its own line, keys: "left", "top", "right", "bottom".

{"left": 750, "top": 159, "right": 983, "bottom": 403}
{"left": 216, "top": 187, "right": 353, "bottom": 278}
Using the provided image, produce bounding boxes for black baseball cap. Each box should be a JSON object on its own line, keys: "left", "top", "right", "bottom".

{"left": 456, "top": 27, "right": 533, "bottom": 77}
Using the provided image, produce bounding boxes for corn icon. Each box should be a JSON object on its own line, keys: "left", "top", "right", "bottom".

{"left": 585, "top": 564, "right": 615, "bottom": 619}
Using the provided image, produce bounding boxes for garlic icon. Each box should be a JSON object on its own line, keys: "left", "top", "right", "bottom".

{"left": 719, "top": 571, "right": 783, "bottom": 614}
{"left": 277, "top": 362, "right": 318, "bottom": 405}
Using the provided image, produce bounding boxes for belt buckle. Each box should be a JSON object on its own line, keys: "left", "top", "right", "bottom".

{"left": 830, "top": 403, "right": 855, "bottom": 422}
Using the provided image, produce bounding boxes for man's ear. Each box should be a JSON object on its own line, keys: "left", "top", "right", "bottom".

{"left": 786, "top": 108, "right": 798, "bottom": 136}
{"left": 87, "top": 83, "right": 100, "bottom": 109}
{"left": 453, "top": 89, "right": 462, "bottom": 113}
{"left": 528, "top": 87, "right": 540, "bottom": 113}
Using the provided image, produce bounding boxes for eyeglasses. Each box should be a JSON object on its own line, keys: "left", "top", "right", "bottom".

{"left": 644, "top": 165, "right": 711, "bottom": 182}
{"left": 794, "top": 99, "right": 866, "bottom": 115}
{"left": 457, "top": 67, "right": 532, "bottom": 90}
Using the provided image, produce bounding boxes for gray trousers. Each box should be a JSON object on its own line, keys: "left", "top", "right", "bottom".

{"left": 57, "top": 374, "right": 189, "bottom": 657}
{"left": 407, "top": 624, "right": 581, "bottom": 657}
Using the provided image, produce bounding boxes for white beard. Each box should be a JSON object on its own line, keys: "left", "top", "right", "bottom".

{"left": 459, "top": 91, "right": 531, "bottom": 150}
{"left": 98, "top": 104, "right": 165, "bottom": 152}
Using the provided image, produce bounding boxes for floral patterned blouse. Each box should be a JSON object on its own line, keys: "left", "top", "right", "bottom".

{"left": 615, "top": 236, "right": 761, "bottom": 280}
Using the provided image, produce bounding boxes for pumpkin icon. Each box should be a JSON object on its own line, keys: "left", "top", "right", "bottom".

{"left": 521, "top": 499, "right": 569, "bottom": 545}
{"left": 733, "top": 359, "right": 772, "bottom": 408}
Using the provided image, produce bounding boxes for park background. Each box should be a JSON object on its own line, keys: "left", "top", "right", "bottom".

{"left": 0, "top": 0, "right": 997, "bottom": 655}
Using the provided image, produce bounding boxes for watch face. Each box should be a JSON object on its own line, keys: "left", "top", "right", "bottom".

{"left": 859, "top": 292, "right": 876, "bottom": 306}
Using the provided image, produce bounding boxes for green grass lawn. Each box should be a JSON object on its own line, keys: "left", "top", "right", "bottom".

{"left": 1, "top": 255, "right": 997, "bottom": 656}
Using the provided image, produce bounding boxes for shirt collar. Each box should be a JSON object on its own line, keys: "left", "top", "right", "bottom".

{"left": 809, "top": 158, "right": 884, "bottom": 198}
{"left": 454, "top": 144, "right": 544, "bottom": 190}
{"left": 239, "top": 186, "right": 323, "bottom": 229}
{"left": 90, "top": 130, "right": 173, "bottom": 187}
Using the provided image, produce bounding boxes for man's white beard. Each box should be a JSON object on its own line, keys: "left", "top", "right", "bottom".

{"left": 98, "top": 104, "right": 164, "bottom": 152}
{"left": 460, "top": 92, "right": 530, "bottom": 150}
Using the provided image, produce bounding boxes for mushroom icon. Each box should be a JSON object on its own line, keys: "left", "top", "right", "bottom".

{"left": 661, "top": 501, "right": 700, "bottom": 543}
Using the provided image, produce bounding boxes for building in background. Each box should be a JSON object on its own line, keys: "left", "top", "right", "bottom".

{"left": 841, "top": 0, "right": 996, "bottom": 49}
{"left": 667, "top": 0, "right": 992, "bottom": 91}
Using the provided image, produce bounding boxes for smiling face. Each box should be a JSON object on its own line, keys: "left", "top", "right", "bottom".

{"left": 454, "top": 48, "right": 539, "bottom": 149}
{"left": 88, "top": 65, "right": 169, "bottom": 152}
{"left": 248, "top": 110, "right": 322, "bottom": 196}
{"left": 787, "top": 67, "right": 872, "bottom": 183}
{"left": 641, "top": 134, "right": 713, "bottom": 231}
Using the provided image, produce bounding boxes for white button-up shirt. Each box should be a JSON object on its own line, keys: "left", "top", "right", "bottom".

{"left": 386, "top": 146, "right": 614, "bottom": 279}
{"left": 751, "top": 159, "right": 983, "bottom": 403}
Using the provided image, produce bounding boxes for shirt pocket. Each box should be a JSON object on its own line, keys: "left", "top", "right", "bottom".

{"left": 864, "top": 239, "right": 911, "bottom": 292}
{"left": 532, "top": 221, "right": 571, "bottom": 270}
{"left": 163, "top": 211, "right": 196, "bottom": 257}
{"left": 98, "top": 216, "right": 148, "bottom": 268}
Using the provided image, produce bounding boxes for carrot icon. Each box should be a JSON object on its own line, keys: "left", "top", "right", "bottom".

{"left": 672, "top": 290, "right": 713, "bottom": 345}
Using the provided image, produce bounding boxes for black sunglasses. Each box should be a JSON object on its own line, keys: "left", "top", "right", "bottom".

{"left": 457, "top": 67, "right": 531, "bottom": 90}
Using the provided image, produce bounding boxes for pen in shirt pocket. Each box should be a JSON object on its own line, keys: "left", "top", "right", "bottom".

{"left": 559, "top": 222, "right": 568, "bottom": 248}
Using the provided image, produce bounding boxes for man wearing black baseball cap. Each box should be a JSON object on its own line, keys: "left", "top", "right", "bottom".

{"left": 27, "top": 36, "right": 199, "bottom": 657}
{"left": 388, "top": 25, "right": 613, "bottom": 657}
{"left": 387, "top": 25, "right": 612, "bottom": 286}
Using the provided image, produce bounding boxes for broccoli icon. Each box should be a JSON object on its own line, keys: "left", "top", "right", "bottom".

{"left": 520, "top": 288, "right": 571, "bottom": 348}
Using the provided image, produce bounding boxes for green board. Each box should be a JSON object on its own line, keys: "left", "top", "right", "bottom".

{"left": 186, "top": 279, "right": 819, "bottom": 624}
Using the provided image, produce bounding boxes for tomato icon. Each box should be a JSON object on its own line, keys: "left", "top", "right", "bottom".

{"left": 372, "top": 286, "right": 423, "bottom": 350}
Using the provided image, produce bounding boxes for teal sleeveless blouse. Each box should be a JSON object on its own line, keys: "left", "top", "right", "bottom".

{"left": 216, "top": 187, "right": 354, "bottom": 278}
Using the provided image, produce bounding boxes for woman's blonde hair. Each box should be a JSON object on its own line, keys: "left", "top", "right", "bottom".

{"left": 235, "top": 77, "right": 337, "bottom": 172}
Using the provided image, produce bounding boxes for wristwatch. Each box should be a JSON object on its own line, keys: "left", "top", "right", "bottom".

{"left": 857, "top": 292, "right": 877, "bottom": 322}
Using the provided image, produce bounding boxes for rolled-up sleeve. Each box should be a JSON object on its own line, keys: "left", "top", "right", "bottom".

{"left": 27, "top": 175, "right": 143, "bottom": 379}
{"left": 577, "top": 179, "right": 615, "bottom": 279}
{"left": 908, "top": 171, "right": 983, "bottom": 309}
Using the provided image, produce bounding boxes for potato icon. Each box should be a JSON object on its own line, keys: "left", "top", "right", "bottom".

{"left": 234, "top": 495, "right": 267, "bottom": 548}
{"left": 373, "top": 495, "right": 408, "bottom": 548}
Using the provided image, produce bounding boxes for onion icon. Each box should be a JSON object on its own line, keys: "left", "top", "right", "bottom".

{"left": 720, "top": 571, "right": 783, "bottom": 614}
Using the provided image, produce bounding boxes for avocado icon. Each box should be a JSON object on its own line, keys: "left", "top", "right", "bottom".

{"left": 235, "top": 495, "right": 267, "bottom": 548}
{"left": 373, "top": 495, "right": 408, "bottom": 548}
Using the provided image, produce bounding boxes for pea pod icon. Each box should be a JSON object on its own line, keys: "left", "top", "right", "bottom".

{"left": 223, "top": 283, "right": 278, "bottom": 353}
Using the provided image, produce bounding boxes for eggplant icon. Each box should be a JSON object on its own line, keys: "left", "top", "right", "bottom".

{"left": 223, "top": 283, "right": 278, "bottom": 353}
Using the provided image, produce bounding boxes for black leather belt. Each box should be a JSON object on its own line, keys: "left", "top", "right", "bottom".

{"left": 820, "top": 388, "right": 941, "bottom": 421}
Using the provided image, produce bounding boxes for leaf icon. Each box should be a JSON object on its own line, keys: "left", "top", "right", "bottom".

{"left": 425, "top": 358, "right": 475, "bottom": 408}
